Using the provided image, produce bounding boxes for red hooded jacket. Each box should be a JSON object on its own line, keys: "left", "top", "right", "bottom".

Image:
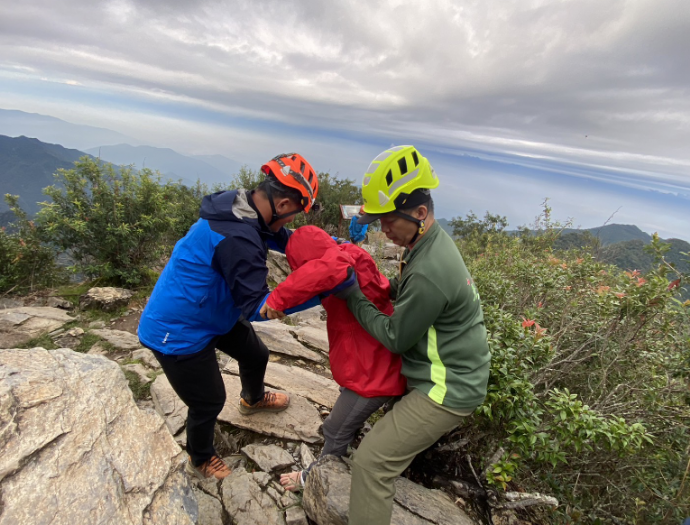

{"left": 266, "top": 226, "right": 406, "bottom": 397}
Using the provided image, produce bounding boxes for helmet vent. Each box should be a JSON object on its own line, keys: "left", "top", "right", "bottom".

{"left": 398, "top": 157, "right": 408, "bottom": 175}
{"left": 308, "top": 171, "right": 314, "bottom": 183}
{"left": 300, "top": 161, "right": 306, "bottom": 174}
{"left": 412, "top": 150, "right": 419, "bottom": 166}
{"left": 386, "top": 170, "right": 393, "bottom": 186}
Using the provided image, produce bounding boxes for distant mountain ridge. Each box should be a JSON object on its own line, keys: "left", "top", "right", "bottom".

{"left": 0, "top": 135, "right": 245, "bottom": 227}
{"left": 0, "top": 109, "right": 140, "bottom": 151}
{"left": 0, "top": 135, "right": 88, "bottom": 217}
{"left": 84, "top": 144, "right": 241, "bottom": 187}
{"left": 560, "top": 224, "right": 652, "bottom": 246}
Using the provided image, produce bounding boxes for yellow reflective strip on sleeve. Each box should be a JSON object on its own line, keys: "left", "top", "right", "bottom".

{"left": 426, "top": 326, "right": 447, "bottom": 404}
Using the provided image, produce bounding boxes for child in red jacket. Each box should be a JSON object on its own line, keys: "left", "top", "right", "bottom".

{"left": 266, "top": 225, "right": 406, "bottom": 491}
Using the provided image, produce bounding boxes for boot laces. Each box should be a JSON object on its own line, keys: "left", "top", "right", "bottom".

{"left": 256, "top": 392, "right": 277, "bottom": 407}
{"left": 202, "top": 456, "right": 230, "bottom": 476}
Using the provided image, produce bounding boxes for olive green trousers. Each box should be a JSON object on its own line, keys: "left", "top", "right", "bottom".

{"left": 348, "top": 388, "right": 472, "bottom": 525}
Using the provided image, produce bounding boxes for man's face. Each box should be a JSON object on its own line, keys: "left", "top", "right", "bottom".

{"left": 379, "top": 214, "right": 418, "bottom": 247}
{"left": 270, "top": 198, "right": 303, "bottom": 232}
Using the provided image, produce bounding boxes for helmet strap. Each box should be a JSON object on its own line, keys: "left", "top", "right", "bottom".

{"left": 265, "top": 182, "right": 303, "bottom": 225}
{"left": 392, "top": 210, "right": 428, "bottom": 245}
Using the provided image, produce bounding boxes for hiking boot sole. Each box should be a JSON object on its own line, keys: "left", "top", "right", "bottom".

{"left": 237, "top": 403, "right": 290, "bottom": 415}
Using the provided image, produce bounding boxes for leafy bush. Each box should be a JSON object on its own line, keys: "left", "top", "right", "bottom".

{"left": 452, "top": 216, "right": 689, "bottom": 523}
{"left": 37, "top": 157, "right": 203, "bottom": 286}
{"left": 0, "top": 194, "right": 66, "bottom": 294}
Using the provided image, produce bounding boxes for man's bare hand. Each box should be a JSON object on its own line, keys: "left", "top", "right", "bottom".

{"left": 260, "top": 302, "right": 286, "bottom": 320}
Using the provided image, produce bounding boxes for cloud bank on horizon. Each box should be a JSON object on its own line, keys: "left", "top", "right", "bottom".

{"left": 0, "top": 0, "right": 689, "bottom": 238}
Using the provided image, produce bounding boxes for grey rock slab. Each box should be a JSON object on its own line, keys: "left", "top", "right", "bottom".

{"left": 291, "top": 325, "right": 329, "bottom": 354}
{"left": 194, "top": 488, "right": 224, "bottom": 525}
{"left": 151, "top": 375, "right": 189, "bottom": 436}
{"left": 132, "top": 347, "right": 161, "bottom": 369}
{"left": 90, "top": 328, "right": 141, "bottom": 350}
{"left": 0, "top": 298, "right": 23, "bottom": 309}
{"left": 394, "top": 476, "right": 476, "bottom": 525}
{"left": 280, "top": 491, "right": 300, "bottom": 508}
{"left": 303, "top": 456, "right": 477, "bottom": 525}
{"left": 299, "top": 443, "right": 317, "bottom": 468}
{"left": 221, "top": 467, "right": 286, "bottom": 525}
{"left": 267, "top": 250, "right": 291, "bottom": 289}
{"left": 0, "top": 347, "right": 196, "bottom": 525}
{"left": 123, "top": 363, "right": 152, "bottom": 384}
{"left": 225, "top": 359, "right": 339, "bottom": 408}
{"left": 252, "top": 471, "right": 273, "bottom": 488}
{"left": 251, "top": 320, "right": 324, "bottom": 362}
{"left": 53, "top": 327, "right": 85, "bottom": 349}
{"left": 285, "top": 506, "right": 309, "bottom": 525}
{"left": 0, "top": 307, "right": 74, "bottom": 349}
{"left": 218, "top": 375, "right": 323, "bottom": 443}
{"left": 285, "top": 305, "right": 325, "bottom": 325}
{"left": 46, "top": 297, "right": 72, "bottom": 309}
{"left": 241, "top": 444, "right": 295, "bottom": 472}
{"left": 80, "top": 286, "right": 134, "bottom": 311}
{"left": 87, "top": 342, "right": 110, "bottom": 356}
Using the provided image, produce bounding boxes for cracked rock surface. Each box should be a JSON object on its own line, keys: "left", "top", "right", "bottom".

{"left": 0, "top": 347, "right": 196, "bottom": 525}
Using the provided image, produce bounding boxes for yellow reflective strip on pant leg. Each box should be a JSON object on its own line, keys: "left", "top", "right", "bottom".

{"left": 426, "top": 326, "right": 447, "bottom": 404}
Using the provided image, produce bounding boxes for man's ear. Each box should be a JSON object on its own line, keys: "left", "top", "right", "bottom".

{"left": 415, "top": 204, "right": 428, "bottom": 220}
{"left": 275, "top": 197, "right": 292, "bottom": 212}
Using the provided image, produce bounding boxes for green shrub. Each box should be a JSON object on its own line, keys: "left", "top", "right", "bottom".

{"left": 37, "top": 157, "right": 203, "bottom": 286}
{"left": 454, "top": 218, "right": 689, "bottom": 523}
{"left": 0, "top": 194, "right": 66, "bottom": 294}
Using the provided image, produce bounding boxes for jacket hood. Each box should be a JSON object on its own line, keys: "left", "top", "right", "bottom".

{"left": 200, "top": 190, "right": 245, "bottom": 222}
{"left": 200, "top": 190, "right": 277, "bottom": 240}
{"left": 286, "top": 226, "right": 338, "bottom": 269}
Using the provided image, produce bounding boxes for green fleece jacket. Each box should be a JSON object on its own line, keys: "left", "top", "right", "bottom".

{"left": 346, "top": 221, "right": 491, "bottom": 409}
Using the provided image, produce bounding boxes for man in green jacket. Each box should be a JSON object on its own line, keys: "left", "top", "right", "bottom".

{"left": 338, "top": 145, "right": 491, "bottom": 525}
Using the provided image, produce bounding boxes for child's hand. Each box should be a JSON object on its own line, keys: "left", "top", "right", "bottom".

{"left": 260, "top": 302, "right": 286, "bottom": 320}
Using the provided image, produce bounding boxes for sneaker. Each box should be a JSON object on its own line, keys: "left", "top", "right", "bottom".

{"left": 185, "top": 455, "right": 232, "bottom": 480}
{"left": 238, "top": 391, "right": 290, "bottom": 415}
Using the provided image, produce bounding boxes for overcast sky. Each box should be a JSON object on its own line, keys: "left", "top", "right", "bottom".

{"left": 1, "top": 0, "right": 689, "bottom": 238}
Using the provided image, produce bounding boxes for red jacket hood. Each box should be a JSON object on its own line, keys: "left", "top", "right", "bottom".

{"left": 286, "top": 225, "right": 338, "bottom": 269}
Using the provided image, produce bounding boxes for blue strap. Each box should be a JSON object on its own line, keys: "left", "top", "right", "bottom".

{"left": 247, "top": 293, "right": 321, "bottom": 322}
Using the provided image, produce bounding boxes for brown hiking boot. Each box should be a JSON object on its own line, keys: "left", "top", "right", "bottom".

{"left": 185, "top": 455, "right": 232, "bottom": 480}
{"left": 238, "top": 391, "right": 290, "bottom": 415}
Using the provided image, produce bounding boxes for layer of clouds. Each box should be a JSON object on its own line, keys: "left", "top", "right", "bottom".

{"left": 1, "top": 0, "right": 689, "bottom": 236}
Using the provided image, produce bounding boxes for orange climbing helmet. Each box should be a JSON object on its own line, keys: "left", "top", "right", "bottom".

{"left": 261, "top": 153, "right": 319, "bottom": 213}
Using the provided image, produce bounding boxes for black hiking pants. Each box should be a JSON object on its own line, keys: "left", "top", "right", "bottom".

{"left": 149, "top": 318, "right": 269, "bottom": 466}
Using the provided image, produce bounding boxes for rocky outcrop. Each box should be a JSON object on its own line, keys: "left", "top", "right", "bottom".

{"left": 80, "top": 286, "right": 134, "bottom": 311}
{"left": 302, "top": 456, "right": 476, "bottom": 525}
{"left": 90, "top": 328, "right": 142, "bottom": 350}
{"left": 0, "top": 306, "right": 74, "bottom": 348}
{"left": 286, "top": 305, "right": 325, "bottom": 325}
{"left": 151, "top": 374, "right": 189, "bottom": 437}
{"left": 241, "top": 444, "right": 295, "bottom": 472}
{"left": 0, "top": 347, "right": 196, "bottom": 525}
{"left": 217, "top": 375, "right": 324, "bottom": 443}
{"left": 251, "top": 320, "right": 324, "bottom": 362}
{"left": 222, "top": 468, "right": 287, "bottom": 525}
{"left": 225, "top": 359, "right": 340, "bottom": 408}
{"left": 266, "top": 250, "right": 292, "bottom": 288}
{"left": 292, "top": 324, "right": 330, "bottom": 354}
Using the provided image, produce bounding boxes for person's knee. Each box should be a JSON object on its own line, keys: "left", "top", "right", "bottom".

{"left": 352, "top": 439, "right": 386, "bottom": 472}
{"left": 322, "top": 415, "right": 340, "bottom": 440}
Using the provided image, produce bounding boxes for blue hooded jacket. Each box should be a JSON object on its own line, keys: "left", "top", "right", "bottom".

{"left": 138, "top": 189, "right": 313, "bottom": 355}
{"left": 349, "top": 215, "right": 368, "bottom": 243}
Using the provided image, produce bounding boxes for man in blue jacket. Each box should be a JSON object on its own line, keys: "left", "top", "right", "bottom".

{"left": 138, "top": 153, "right": 320, "bottom": 480}
{"left": 349, "top": 207, "right": 369, "bottom": 245}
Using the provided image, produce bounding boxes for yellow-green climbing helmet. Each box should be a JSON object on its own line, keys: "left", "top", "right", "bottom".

{"left": 361, "top": 145, "right": 439, "bottom": 215}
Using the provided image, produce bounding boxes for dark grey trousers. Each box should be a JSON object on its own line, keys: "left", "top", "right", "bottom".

{"left": 303, "top": 387, "right": 392, "bottom": 481}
